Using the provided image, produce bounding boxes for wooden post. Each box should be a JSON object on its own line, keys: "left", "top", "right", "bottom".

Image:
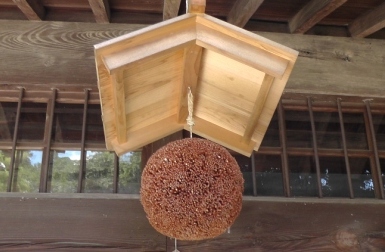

{"left": 187, "top": 0, "right": 205, "bottom": 13}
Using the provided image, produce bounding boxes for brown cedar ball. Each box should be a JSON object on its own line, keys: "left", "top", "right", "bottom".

{"left": 140, "top": 138, "right": 244, "bottom": 240}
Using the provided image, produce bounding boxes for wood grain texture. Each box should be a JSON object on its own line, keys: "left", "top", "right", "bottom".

{"left": 163, "top": 0, "right": 181, "bottom": 20}
{"left": 0, "top": 194, "right": 384, "bottom": 251}
{"left": 111, "top": 70, "right": 126, "bottom": 144}
{"left": 289, "top": 0, "right": 348, "bottom": 34}
{"left": 88, "top": 0, "right": 110, "bottom": 24}
{"left": 1, "top": 20, "right": 385, "bottom": 98}
{"left": 349, "top": 1, "right": 385, "bottom": 38}
{"left": 227, "top": 0, "right": 264, "bottom": 28}
{"left": 12, "top": 0, "right": 45, "bottom": 20}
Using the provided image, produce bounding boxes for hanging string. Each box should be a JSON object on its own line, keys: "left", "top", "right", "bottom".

{"left": 173, "top": 238, "right": 180, "bottom": 252}
{"left": 186, "top": 87, "right": 195, "bottom": 138}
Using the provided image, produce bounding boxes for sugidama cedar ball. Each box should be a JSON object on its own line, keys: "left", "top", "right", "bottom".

{"left": 140, "top": 138, "right": 244, "bottom": 240}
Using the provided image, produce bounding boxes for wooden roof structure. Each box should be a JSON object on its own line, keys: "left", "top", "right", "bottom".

{"left": 94, "top": 0, "right": 298, "bottom": 156}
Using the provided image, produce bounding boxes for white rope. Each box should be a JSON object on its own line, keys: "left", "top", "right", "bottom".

{"left": 173, "top": 238, "right": 180, "bottom": 252}
{"left": 186, "top": 87, "right": 194, "bottom": 138}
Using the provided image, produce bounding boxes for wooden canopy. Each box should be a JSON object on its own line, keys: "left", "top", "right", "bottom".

{"left": 94, "top": 5, "right": 298, "bottom": 156}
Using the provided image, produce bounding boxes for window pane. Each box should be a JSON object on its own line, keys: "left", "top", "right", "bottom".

{"left": 381, "top": 158, "right": 385, "bottom": 195}
{"left": 118, "top": 151, "right": 141, "bottom": 194}
{"left": 255, "top": 154, "right": 284, "bottom": 196}
{"left": 0, "top": 102, "right": 17, "bottom": 142}
{"left": 48, "top": 150, "right": 80, "bottom": 193}
{"left": 350, "top": 158, "right": 374, "bottom": 198}
{"left": 84, "top": 151, "right": 114, "bottom": 193}
{"left": 285, "top": 110, "right": 312, "bottom": 148}
{"left": 372, "top": 114, "right": 385, "bottom": 150}
{"left": 260, "top": 112, "right": 280, "bottom": 147}
{"left": 11, "top": 150, "right": 42, "bottom": 193}
{"left": 234, "top": 154, "right": 253, "bottom": 196}
{"left": 86, "top": 104, "right": 105, "bottom": 144}
{"left": 289, "top": 156, "right": 318, "bottom": 197}
{"left": 343, "top": 113, "right": 368, "bottom": 149}
{"left": 0, "top": 150, "right": 11, "bottom": 191}
{"left": 319, "top": 157, "right": 349, "bottom": 197}
{"left": 18, "top": 103, "right": 46, "bottom": 142}
{"left": 52, "top": 104, "right": 83, "bottom": 143}
{"left": 314, "top": 112, "right": 342, "bottom": 149}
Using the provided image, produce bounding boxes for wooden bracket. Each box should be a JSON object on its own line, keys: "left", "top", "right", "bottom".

{"left": 187, "top": 0, "right": 206, "bottom": 13}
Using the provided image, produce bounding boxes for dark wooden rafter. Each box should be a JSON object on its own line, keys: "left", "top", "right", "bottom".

{"left": 163, "top": 0, "right": 181, "bottom": 20}
{"left": 88, "top": 0, "right": 110, "bottom": 24}
{"left": 12, "top": 0, "right": 45, "bottom": 21}
{"left": 289, "top": 0, "right": 347, "bottom": 34}
{"left": 349, "top": 1, "right": 385, "bottom": 38}
{"left": 227, "top": 0, "right": 264, "bottom": 28}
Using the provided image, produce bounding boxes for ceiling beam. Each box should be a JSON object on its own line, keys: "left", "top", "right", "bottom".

{"left": 227, "top": 0, "right": 264, "bottom": 28}
{"left": 12, "top": 0, "right": 45, "bottom": 21}
{"left": 163, "top": 0, "right": 181, "bottom": 20}
{"left": 88, "top": 0, "right": 110, "bottom": 23}
{"left": 349, "top": 1, "right": 385, "bottom": 38}
{"left": 289, "top": 0, "right": 347, "bottom": 34}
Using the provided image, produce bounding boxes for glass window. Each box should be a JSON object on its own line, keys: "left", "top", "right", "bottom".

{"left": 254, "top": 154, "right": 284, "bottom": 196}
{"left": 234, "top": 154, "right": 253, "bottom": 196}
{"left": 0, "top": 150, "right": 11, "bottom": 192}
{"left": 350, "top": 158, "right": 375, "bottom": 198}
{"left": 86, "top": 104, "right": 105, "bottom": 144}
{"left": 0, "top": 102, "right": 17, "bottom": 142}
{"left": 285, "top": 110, "right": 312, "bottom": 148}
{"left": 319, "top": 156, "right": 349, "bottom": 197}
{"left": 48, "top": 150, "right": 80, "bottom": 193}
{"left": 52, "top": 104, "right": 84, "bottom": 143}
{"left": 84, "top": 151, "right": 114, "bottom": 193}
{"left": 372, "top": 114, "right": 385, "bottom": 150}
{"left": 118, "top": 151, "right": 142, "bottom": 194}
{"left": 289, "top": 155, "right": 318, "bottom": 197}
{"left": 343, "top": 113, "right": 368, "bottom": 149}
{"left": 17, "top": 103, "right": 46, "bottom": 142}
{"left": 314, "top": 112, "right": 342, "bottom": 149}
{"left": 11, "top": 150, "right": 42, "bottom": 193}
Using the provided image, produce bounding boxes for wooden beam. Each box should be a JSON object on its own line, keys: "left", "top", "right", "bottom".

{"left": 1, "top": 20, "right": 385, "bottom": 98}
{"left": 176, "top": 44, "right": 202, "bottom": 124}
{"left": 163, "top": 0, "right": 181, "bottom": 20}
{"left": 349, "top": 1, "right": 385, "bottom": 38}
{"left": 289, "top": 0, "right": 347, "bottom": 34}
{"left": 88, "top": 0, "right": 110, "bottom": 24}
{"left": 111, "top": 71, "right": 127, "bottom": 144}
{"left": 187, "top": 0, "right": 205, "bottom": 13}
{"left": 243, "top": 74, "right": 274, "bottom": 142}
{"left": 227, "top": 0, "right": 264, "bottom": 28}
{"left": 0, "top": 193, "right": 385, "bottom": 251}
{"left": 12, "top": 0, "right": 45, "bottom": 21}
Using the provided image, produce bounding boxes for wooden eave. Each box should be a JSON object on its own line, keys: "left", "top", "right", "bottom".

{"left": 94, "top": 12, "right": 298, "bottom": 156}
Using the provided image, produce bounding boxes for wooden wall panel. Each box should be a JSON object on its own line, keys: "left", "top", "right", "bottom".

{"left": 0, "top": 194, "right": 384, "bottom": 251}
{"left": 1, "top": 20, "right": 385, "bottom": 99}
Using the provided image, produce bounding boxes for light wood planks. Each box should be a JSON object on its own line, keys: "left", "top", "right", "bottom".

{"left": 88, "top": 0, "right": 110, "bottom": 24}
{"left": 111, "top": 71, "right": 126, "bottom": 144}
{"left": 227, "top": 0, "right": 264, "bottom": 28}
{"left": 243, "top": 74, "right": 274, "bottom": 142}
{"left": 349, "top": 1, "right": 385, "bottom": 38}
{"left": 289, "top": 0, "right": 347, "bottom": 34}
{"left": 12, "top": 0, "right": 45, "bottom": 20}
{"left": 187, "top": 0, "right": 205, "bottom": 13}
{"left": 176, "top": 44, "right": 202, "bottom": 123}
{"left": 163, "top": 0, "right": 181, "bottom": 20}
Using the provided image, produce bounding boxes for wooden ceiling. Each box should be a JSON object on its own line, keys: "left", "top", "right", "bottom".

{"left": 1, "top": 0, "right": 385, "bottom": 39}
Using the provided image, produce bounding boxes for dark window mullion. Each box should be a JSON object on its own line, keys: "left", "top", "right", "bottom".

{"left": 7, "top": 88, "right": 24, "bottom": 192}
{"left": 307, "top": 97, "right": 323, "bottom": 198}
{"left": 337, "top": 98, "right": 354, "bottom": 198}
{"left": 78, "top": 89, "right": 90, "bottom": 193}
{"left": 364, "top": 100, "right": 384, "bottom": 199}
{"left": 40, "top": 89, "right": 56, "bottom": 192}
{"left": 278, "top": 101, "right": 291, "bottom": 197}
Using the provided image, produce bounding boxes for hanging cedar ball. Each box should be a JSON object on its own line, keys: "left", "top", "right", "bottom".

{"left": 140, "top": 138, "right": 244, "bottom": 240}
